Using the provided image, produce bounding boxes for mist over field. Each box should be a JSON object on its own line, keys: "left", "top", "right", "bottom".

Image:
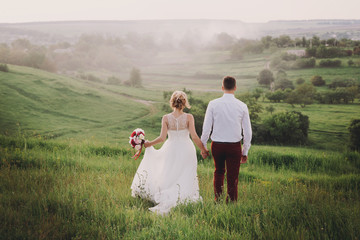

{"left": 1, "top": 19, "right": 360, "bottom": 89}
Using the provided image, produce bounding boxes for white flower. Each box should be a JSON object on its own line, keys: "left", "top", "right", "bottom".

{"left": 139, "top": 134, "right": 145, "bottom": 140}
{"left": 134, "top": 144, "right": 141, "bottom": 151}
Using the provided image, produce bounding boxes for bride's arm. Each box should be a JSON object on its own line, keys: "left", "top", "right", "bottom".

{"left": 144, "top": 116, "right": 168, "bottom": 148}
{"left": 188, "top": 114, "right": 207, "bottom": 152}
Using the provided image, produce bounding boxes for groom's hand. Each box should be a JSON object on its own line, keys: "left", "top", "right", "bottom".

{"left": 240, "top": 155, "right": 248, "bottom": 164}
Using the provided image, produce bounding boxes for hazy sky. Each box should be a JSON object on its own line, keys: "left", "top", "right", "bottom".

{"left": 2, "top": 0, "right": 360, "bottom": 23}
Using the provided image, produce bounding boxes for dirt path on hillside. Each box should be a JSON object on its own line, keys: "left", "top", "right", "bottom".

{"left": 82, "top": 81, "right": 159, "bottom": 121}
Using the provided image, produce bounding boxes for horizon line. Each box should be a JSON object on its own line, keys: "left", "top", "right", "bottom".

{"left": 1, "top": 18, "right": 360, "bottom": 25}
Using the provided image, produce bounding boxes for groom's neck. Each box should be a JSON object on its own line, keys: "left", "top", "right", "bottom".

{"left": 223, "top": 90, "right": 235, "bottom": 94}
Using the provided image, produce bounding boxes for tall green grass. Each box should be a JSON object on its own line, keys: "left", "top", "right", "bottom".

{"left": 1, "top": 135, "right": 359, "bottom": 239}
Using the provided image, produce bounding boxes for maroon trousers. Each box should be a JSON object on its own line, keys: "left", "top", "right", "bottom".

{"left": 211, "top": 141, "right": 242, "bottom": 202}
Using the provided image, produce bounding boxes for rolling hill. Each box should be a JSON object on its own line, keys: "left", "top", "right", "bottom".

{"left": 0, "top": 65, "right": 163, "bottom": 143}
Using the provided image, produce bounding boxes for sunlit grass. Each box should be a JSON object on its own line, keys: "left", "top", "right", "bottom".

{"left": 1, "top": 135, "right": 359, "bottom": 239}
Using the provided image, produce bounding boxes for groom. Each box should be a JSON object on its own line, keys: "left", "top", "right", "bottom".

{"left": 201, "top": 76, "right": 252, "bottom": 202}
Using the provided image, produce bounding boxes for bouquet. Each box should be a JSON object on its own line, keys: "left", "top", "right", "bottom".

{"left": 129, "top": 128, "right": 146, "bottom": 160}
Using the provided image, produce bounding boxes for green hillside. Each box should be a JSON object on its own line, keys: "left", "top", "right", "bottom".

{"left": 0, "top": 65, "right": 163, "bottom": 144}
{"left": 0, "top": 64, "right": 359, "bottom": 239}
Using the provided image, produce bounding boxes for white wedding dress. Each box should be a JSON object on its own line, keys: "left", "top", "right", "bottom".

{"left": 131, "top": 113, "right": 202, "bottom": 215}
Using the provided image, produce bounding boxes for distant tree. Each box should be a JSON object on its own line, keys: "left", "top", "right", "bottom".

{"left": 0, "top": 64, "right": 9, "bottom": 72}
{"left": 212, "top": 32, "right": 236, "bottom": 50}
{"left": 311, "top": 36, "right": 321, "bottom": 47}
{"left": 275, "top": 35, "right": 293, "bottom": 48}
{"left": 353, "top": 47, "right": 360, "bottom": 56}
{"left": 127, "top": 68, "right": 142, "bottom": 87}
{"left": 302, "top": 37, "right": 308, "bottom": 47}
{"left": 275, "top": 78, "right": 294, "bottom": 90}
{"left": 262, "top": 111, "right": 309, "bottom": 144}
{"left": 231, "top": 39, "right": 264, "bottom": 59}
{"left": 242, "top": 41, "right": 264, "bottom": 54}
{"left": 252, "top": 88, "right": 264, "bottom": 101}
{"left": 266, "top": 90, "right": 287, "bottom": 103}
{"left": 328, "top": 79, "right": 356, "bottom": 89}
{"left": 257, "top": 69, "right": 274, "bottom": 88}
{"left": 276, "top": 70, "right": 287, "bottom": 80}
{"left": 294, "top": 38, "right": 303, "bottom": 47}
{"left": 261, "top": 36, "right": 273, "bottom": 49}
{"left": 11, "top": 38, "right": 32, "bottom": 50}
{"left": 305, "top": 47, "right": 317, "bottom": 57}
{"left": 292, "top": 57, "right": 316, "bottom": 69}
{"left": 0, "top": 44, "right": 10, "bottom": 63}
{"left": 348, "top": 59, "right": 354, "bottom": 67}
{"left": 107, "top": 76, "right": 122, "bottom": 85}
{"left": 296, "top": 78, "right": 305, "bottom": 85}
{"left": 281, "top": 53, "right": 297, "bottom": 61}
{"left": 311, "top": 75, "right": 326, "bottom": 86}
{"left": 319, "top": 59, "right": 342, "bottom": 67}
{"left": 349, "top": 119, "right": 360, "bottom": 151}
{"left": 327, "top": 38, "right": 336, "bottom": 46}
{"left": 270, "top": 56, "right": 290, "bottom": 70}
{"left": 265, "top": 105, "right": 275, "bottom": 115}
{"left": 286, "top": 83, "right": 316, "bottom": 107}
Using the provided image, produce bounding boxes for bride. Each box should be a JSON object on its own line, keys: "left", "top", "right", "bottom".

{"left": 131, "top": 90, "right": 207, "bottom": 215}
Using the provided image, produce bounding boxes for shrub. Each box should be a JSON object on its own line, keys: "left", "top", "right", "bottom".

{"left": 345, "top": 50, "right": 353, "bottom": 56}
{"left": 348, "top": 59, "right": 354, "bottom": 66}
{"left": 281, "top": 52, "right": 297, "bottom": 61}
{"left": 274, "top": 78, "right": 294, "bottom": 90}
{"left": 78, "top": 73, "right": 102, "bottom": 82}
{"left": 305, "top": 47, "right": 317, "bottom": 57}
{"left": 328, "top": 79, "right": 356, "bottom": 89}
{"left": 311, "top": 75, "right": 326, "bottom": 86}
{"left": 296, "top": 78, "right": 305, "bottom": 85}
{"left": 292, "top": 57, "right": 316, "bottom": 69}
{"left": 259, "top": 111, "right": 309, "bottom": 144}
{"left": 316, "top": 46, "right": 346, "bottom": 58}
{"left": 317, "top": 87, "right": 358, "bottom": 104}
{"left": 0, "top": 63, "right": 9, "bottom": 72}
{"left": 285, "top": 83, "right": 316, "bottom": 107}
{"left": 257, "top": 69, "right": 274, "bottom": 87}
{"left": 266, "top": 89, "right": 287, "bottom": 103}
{"left": 353, "top": 46, "right": 360, "bottom": 56}
{"left": 107, "top": 76, "right": 122, "bottom": 85}
{"left": 319, "top": 59, "right": 342, "bottom": 67}
{"left": 349, "top": 119, "right": 360, "bottom": 151}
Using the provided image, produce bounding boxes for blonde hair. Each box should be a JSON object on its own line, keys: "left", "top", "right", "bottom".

{"left": 169, "top": 91, "right": 191, "bottom": 110}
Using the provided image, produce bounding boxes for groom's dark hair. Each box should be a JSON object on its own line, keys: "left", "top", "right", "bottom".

{"left": 223, "top": 76, "right": 236, "bottom": 90}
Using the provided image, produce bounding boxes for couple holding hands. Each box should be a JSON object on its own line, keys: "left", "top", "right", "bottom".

{"left": 131, "top": 76, "right": 252, "bottom": 215}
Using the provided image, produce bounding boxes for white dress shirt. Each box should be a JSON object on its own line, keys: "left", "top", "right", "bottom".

{"left": 201, "top": 93, "right": 252, "bottom": 156}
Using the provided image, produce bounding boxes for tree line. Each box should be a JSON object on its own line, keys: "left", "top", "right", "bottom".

{"left": 257, "top": 69, "right": 360, "bottom": 106}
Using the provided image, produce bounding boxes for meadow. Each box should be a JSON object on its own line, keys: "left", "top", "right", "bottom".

{"left": 1, "top": 134, "right": 359, "bottom": 239}
{"left": 1, "top": 48, "right": 360, "bottom": 239}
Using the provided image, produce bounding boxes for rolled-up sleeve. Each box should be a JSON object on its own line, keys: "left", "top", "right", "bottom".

{"left": 201, "top": 103, "right": 213, "bottom": 149}
{"left": 241, "top": 106, "right": 252, "bottom": 156}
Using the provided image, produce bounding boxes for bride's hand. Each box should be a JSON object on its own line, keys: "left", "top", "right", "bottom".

{"left": 144, "top": 141, "right": 150, "bottom": 148}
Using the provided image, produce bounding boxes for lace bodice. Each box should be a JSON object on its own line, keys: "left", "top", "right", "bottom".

{"left": 166, "top": 113, "right": 188, "bottom": 131}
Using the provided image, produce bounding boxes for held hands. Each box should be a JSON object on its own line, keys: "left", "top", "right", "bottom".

{"left": 201, "top": 149, "right": 210, "bottom": 159}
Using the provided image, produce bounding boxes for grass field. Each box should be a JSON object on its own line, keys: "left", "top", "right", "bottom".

{"left": 1, "top": 51, "right": 360, "bottom": 239}
{"left": 1, "top": 135, "right": 359, "bottom": 239}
